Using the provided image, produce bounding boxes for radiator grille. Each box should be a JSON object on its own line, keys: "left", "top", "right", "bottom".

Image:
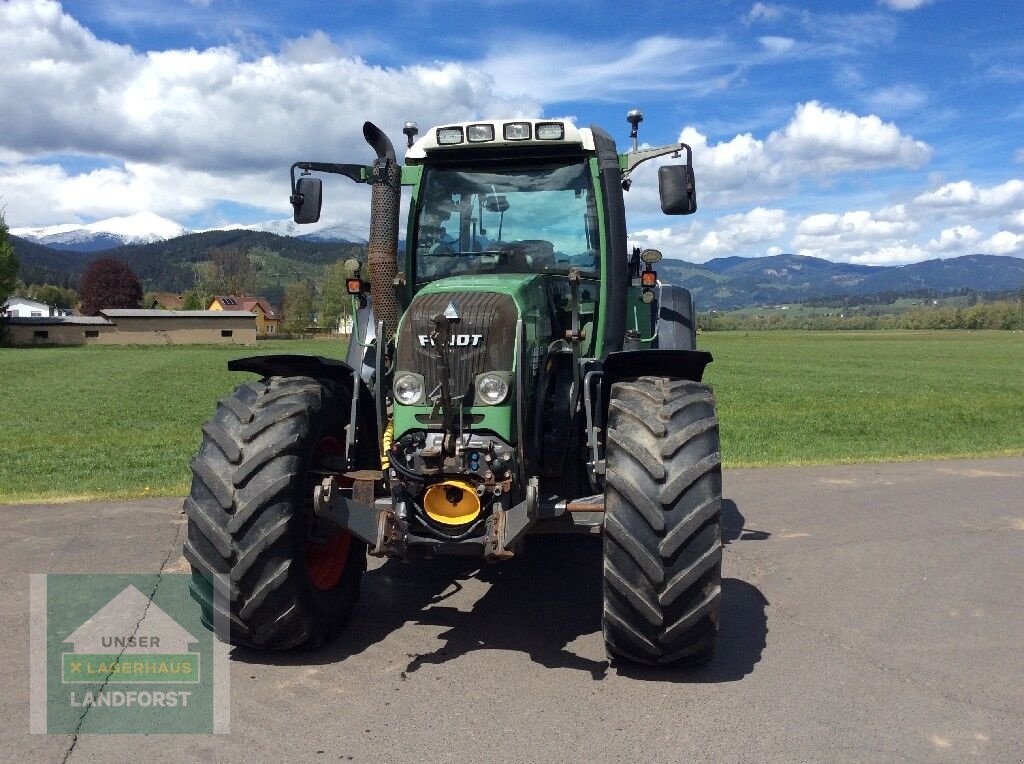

{"left": 396, "top": 292, "right": 518, "bottom": 401}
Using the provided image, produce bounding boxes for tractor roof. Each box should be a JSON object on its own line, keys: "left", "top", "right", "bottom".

{"left": 406, "top": 119, "right": 595, "bottom": 161}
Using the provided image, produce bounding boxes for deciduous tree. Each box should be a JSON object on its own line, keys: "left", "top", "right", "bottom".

{"left": 317, "top": 261, "right": 353, "bottom": 333}
{"left": 0, "top": 212, "right": 19, "bottom": 309}
{"left": 210, "top": 245, "right": 256, "bottom": 296}
{"left": 21, "top": 283, "right": 78, "bottom": 310}
{"left": 181, "top": 290, "right": 206, "bottom": 310}
{"left": 283, "top": 280, "right": 315, "bottom": 334}
{"left": 78, "top": 257, "right": 143, "bottom": 315}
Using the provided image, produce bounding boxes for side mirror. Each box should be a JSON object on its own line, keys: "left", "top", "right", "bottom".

{"left": 290, "top": 176, "right": 323, "bottom": 224}
{"left": 658, "top": 164, "right": 697, "bottom": 215}
{"left": 484, "top": 194, "right": 509, "bottom": 213}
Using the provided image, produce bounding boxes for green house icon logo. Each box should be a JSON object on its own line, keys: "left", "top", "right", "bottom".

{"left": 62, "top": 585, "right": 200, "bottom": 684}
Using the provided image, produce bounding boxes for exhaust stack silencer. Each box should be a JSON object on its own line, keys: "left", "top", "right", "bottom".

{"left": 362, "top": 121, "right": 402, "bottom": 348}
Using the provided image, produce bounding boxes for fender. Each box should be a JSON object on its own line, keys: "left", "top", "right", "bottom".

{"left": 228, "top": 353, "right": 364, "bottom": 387}
{"left": 599, "top": 348, "right": 713, "bottom": 413}
{"left": 228, "top": 354, "right": 379, "bottom": 468}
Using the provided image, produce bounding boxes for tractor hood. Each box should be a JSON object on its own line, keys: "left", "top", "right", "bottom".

{"left": 410, "top": 273, "right": 546, "bottom": 307}
{"left": 392, "top": 273, "right": 554, "bottom": 441}
{"left": 395, "top": 278, "right": 528, "bottom": 401}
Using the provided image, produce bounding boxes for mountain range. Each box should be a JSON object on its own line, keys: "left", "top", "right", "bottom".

{"left": 658, "top": 253, "right": 1024, "bottom": 309}
{"left": 11, "top": 212, "right": 369, "bottom": 253}
{"left": 8, "top": 214, "right": 1024, "bottom": 310}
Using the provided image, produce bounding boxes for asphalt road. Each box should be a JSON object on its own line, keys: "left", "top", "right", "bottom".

{"left": 2, "top": 457, "right": 1023, "bottom": 763}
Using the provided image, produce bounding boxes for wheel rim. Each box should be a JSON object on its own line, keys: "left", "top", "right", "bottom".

{"left": 305, "top": 531, "right": 352, "bottom": 590}
{"left": 305, "top": 435, "right": 353, "bottom": 591}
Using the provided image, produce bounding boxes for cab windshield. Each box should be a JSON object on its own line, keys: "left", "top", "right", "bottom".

{"left": 414, "top": 161, "right": 598, "bottom": 283}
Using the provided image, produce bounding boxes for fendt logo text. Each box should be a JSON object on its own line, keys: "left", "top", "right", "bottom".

{"left": 417, "top": 334, "right": 484, "bottom": 347}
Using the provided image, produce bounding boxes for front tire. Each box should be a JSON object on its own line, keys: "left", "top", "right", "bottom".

{"left": 184, "top": 376, "right": 366, "bottom": 650}
{"left": 602, "top": 376, "right": 723, "bottom": 665}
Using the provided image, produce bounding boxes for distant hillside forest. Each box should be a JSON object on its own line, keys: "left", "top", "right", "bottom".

{"left": 11, "top": 230, "right": 364, "bottom": 307}
{"left": 700, "top": 299, "right": 1024, "bottom": 331}
{"left": 9, "top": 230, "right": 1024, "bottom": 324}
{"left": 658, "top": 252, "right": 1024, "bottom": 311}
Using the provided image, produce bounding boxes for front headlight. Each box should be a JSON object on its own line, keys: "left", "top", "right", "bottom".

{"left": 394, "top": 373, "right": 424, "bottom": 405}
{"left": 475, "top": 372, "right": 511, "bottom": 405}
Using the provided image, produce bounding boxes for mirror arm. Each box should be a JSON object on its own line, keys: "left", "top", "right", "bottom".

{"left": 621, "top": 143, "right": 692, "bottom": 179}
{"left": 289, "top": 162, "right": 368, "bottom": 194}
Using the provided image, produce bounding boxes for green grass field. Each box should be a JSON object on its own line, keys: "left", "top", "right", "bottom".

{"left": 700, "top": 331, "right": 1024, "bottom": 466}
{"left": 0, "top": 339, "right": 347, "bottom": 503}
{"left": 1, "top": 331, "right": 1021, "bottom": 503}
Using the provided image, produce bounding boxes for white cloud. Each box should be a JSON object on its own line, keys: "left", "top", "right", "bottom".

{"left": 694, "top": 207, "right": 788, "bottom": 257}
{"left": 675, "top": 127, "right": 780, "bottom": 205}
{"left": 786, "top": 206, "right": 1020, "bottom": 265}
{"left": 862, "top": 84, "right": 928, "bottom": 114}
{"left": 877, "top": 0, "right": 934, "bottom": 10}
{"left": 746, "top": 3, "right": 785, "bottom": 23}
{"left": 0, "top": 161, "right": 292, "bottom": 225}
{"left": 1006, "top": 210, "right": 1024, "bottom": 231}
{"left": 759, "top": 36, "right": 796, "bottom": 55}
{"left": 914, "top": 179, "right": 1024, "bottom": 217}
{"left": 0, "top": 0, "right": 538, "bottom": 225}
{"left": 834, "top": 64, "right": 865, "bottom": 90}
{"left": 631, "top": 208, "right": 788, "bottom": 262}
{"left": 479, "top": 35, "right": 736, "bottom": 103}
{"left": 849, "top": 244, "right": 928, "bottom": 265}
{"left": 801, "top": 11, "right": 897, "bottom": 49}
{"left": 768, "top": 101, "right": 930, "bottom": 171}
{"left": 876, "top": 204, "right": 909, "bottom": 222}
{"left": 628, "top": 101, "right": 930, "bottom": 209}
{"left": 791, "top": 209, "right": 922, "bottom": 264}
{"left": 982, "top": 231, "right": 1024, "bottom": 256}
{"left": 927, "top": 225, "right": 983, "bottom": 253}
{"left": 796, "top": 210, "right": 919, "bottom": 239}
{"left": 915, "top": 180, "right": 976, "bottom": 207}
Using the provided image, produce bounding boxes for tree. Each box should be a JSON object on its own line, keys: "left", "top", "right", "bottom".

{"left": 210, "top": 245, "right": 256, "bottom": 296}
{"left": 283, "top": 280, "right": 315, "bottom": 334}
{"left": 23, "top": 283, "right": 78, "bottom": 310}
{"left": 181, "top": 290, "right": 206, "bottom": 311}
{"left": 191, "top": 261, "right": 219, "bottom": 309}
{"left": 318, "top": 261, "right": 353, "bottom": 333}
{"left": 0, "top": 211, "right": 19, "bottom": 309}
{"left": 78, "top": 257, "right": 143, "bottom": 315}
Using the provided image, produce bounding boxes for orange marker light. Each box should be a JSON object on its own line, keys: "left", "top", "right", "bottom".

{"left": 346, "top": 278, "right": 363, "bottom": 294}
{"left": 641, "top": 271, "right": 657, "bottom": 287}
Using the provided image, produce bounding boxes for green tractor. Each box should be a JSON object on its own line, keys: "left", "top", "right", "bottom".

{"left": 184, "top": 112, "right": 722, "bottom": 665}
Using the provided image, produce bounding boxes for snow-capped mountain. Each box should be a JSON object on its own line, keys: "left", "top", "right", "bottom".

{"left": 11, "top": 212, "right": 190, "bottom": 253}
{"left": 12, "top": 212, "right": 370, "bottom": 252}
{"left": 209, "top": 218, "right": 369, "bottom": 244}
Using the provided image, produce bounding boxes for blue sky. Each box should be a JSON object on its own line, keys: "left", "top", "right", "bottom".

{"left": 1, "top": 0, "right": 1021, "bottom": 264}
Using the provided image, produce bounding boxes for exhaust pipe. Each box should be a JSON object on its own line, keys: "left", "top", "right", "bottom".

{"left": 362, "top": 121, "right": 402, "bottom": 349}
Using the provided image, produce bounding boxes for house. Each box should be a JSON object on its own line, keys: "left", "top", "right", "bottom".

{"left": 62, "top": 585, "right": 197, "bottom": 655}
{"left": 5, "top": 315, "right": 113, "bottom": 345}
{"left": 147, "top": 292, "right": 186, "bottom": 310}
{"left": 5, "top": 310, "right": 256, "bottom": 346}
{"left": 3, "top": 297, "right": 73, "bottom": 318}
{"left": 208, "top": 295, "right": 281, "bottom": 337}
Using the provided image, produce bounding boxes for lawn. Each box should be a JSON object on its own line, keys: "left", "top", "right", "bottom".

{"left": 700, "top": 330, "right": 1024, "bottom": 466}
{"left": 1, "top": 331, "right": 1022, "bottom": 503}
{"left": 0, "top": 339, "right": 347, "bottom": 503}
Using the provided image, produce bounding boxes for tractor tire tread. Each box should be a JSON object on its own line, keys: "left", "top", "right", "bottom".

{"left": 602, "top": 376, "right": 723, "bottom": 665}
{"left": 184, "top": 375, "right": 365, "bottom": 650}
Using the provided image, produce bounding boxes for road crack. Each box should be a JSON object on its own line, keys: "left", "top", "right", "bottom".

{"left": 60, "top": 518, "right": 185, "bottom": 763}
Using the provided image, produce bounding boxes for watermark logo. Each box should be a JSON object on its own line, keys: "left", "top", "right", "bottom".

{"left": 31, "top": 573, "right": 229, "bottom": 735}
